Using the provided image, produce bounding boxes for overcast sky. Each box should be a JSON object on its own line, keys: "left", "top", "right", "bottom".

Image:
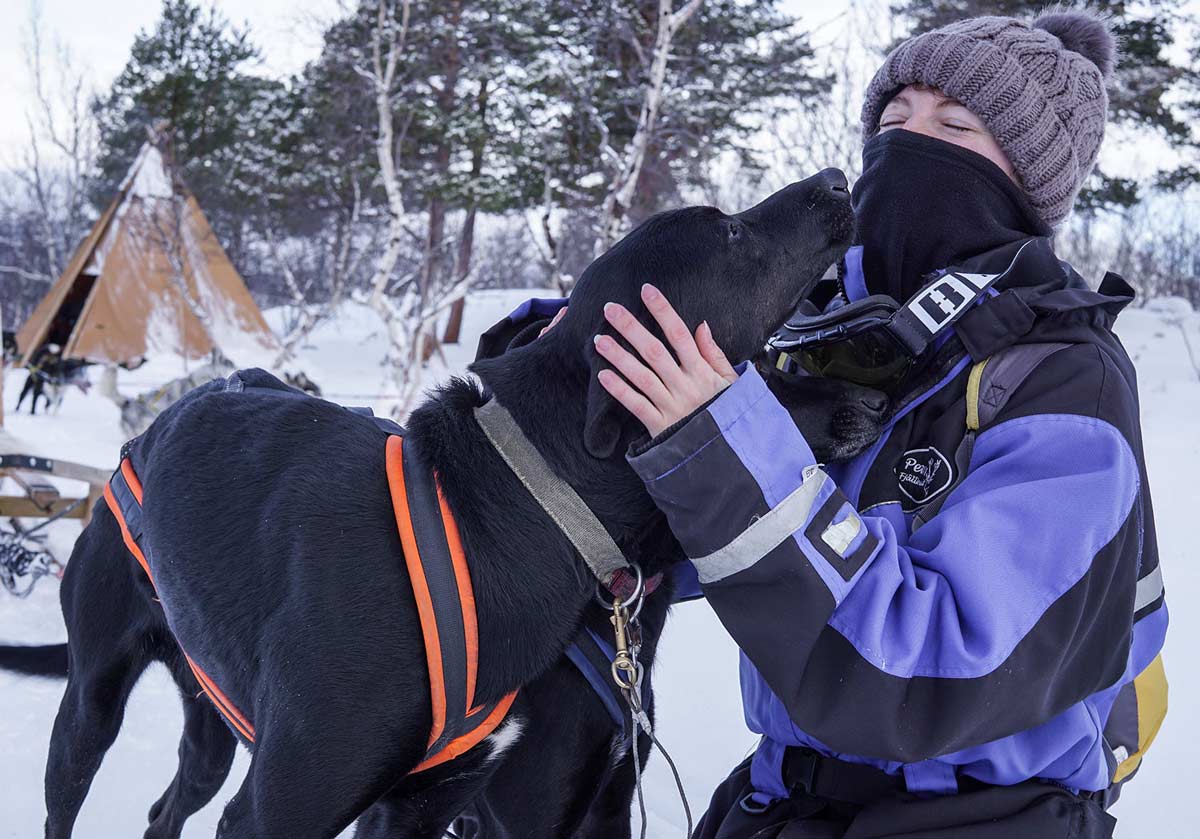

{"left": 0, "top": 0, "right": 345, "bottom": 163}
{"left": 0, "top": 0, "right": 844, "bottom": 167}
{"left": 0, "top": 0, "right": 1194, "bottom": 180}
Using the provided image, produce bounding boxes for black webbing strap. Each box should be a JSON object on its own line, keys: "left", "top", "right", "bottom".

{"left": 565, "top": 628, "right": 634, "bottom": 743}
{"left": 108, "top": 469, "right": 145, "bottom": 546}
{"left": 400, "top": 438, "right": 471, "bottom": 758}
{"left": 783, "top": 747, "right": 906, "bottom": 806}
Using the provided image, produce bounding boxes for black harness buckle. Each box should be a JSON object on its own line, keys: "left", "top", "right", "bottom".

{"left": 787, "top": 748, "right": 821, "bottom": 796}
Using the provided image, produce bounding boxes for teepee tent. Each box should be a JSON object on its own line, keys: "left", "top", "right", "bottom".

{"left": 16, "top": 143, "right": 277, "bottom": 367}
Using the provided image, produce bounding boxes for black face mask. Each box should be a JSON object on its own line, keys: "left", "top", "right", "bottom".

{"left": 851, "top": 129, "right": 1050, "bottom": 301}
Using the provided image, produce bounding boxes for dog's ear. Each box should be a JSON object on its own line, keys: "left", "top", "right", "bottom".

{"left": 583, "top": 331, "right": 626, "bottom": 459}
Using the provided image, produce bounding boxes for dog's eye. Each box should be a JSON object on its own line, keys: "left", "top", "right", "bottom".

{"left": 725, "top": 222, "right": 744, "bottom": 241}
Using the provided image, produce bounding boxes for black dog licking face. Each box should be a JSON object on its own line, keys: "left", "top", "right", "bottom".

{"left": 550, "top": 168, "right": 856, "bottom": 458}
{"left": 7, "top": 169, "right": 870, "bottom": 839}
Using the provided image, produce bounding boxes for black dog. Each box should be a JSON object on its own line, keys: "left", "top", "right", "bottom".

{"left": 3, "top": 330, "right": 18, "bottom": 364}
{"left": 1, "top": 170, "right": 885, "bottom": 839}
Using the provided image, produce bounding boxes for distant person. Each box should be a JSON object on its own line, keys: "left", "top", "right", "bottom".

{"left": 16, "top": 345, "right": 91, "bottom": 415}
{"left": 579, "top": 8, "right": 1165, "bottom": 838}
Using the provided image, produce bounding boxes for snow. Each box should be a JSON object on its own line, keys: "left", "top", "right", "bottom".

{"left": 0, "top": 292, "right": 1196, "bottom": 837}
{"left": 125, "top": 145, "right": 176, "bottom": 201}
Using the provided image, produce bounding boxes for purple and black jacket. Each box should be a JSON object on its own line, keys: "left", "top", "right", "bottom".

{"left": 498, "top": 236, "right": 1167, "bottom": 803}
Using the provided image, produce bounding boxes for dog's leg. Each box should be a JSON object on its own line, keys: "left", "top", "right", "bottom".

{"left": 43, "top": 505, "right": 154, "bottom": 839}
{"left": 16, "top": 376, "right": 32, "bottom": 411}
{"left": 574, "top": 750, "right": 638, "bottom": 839}
{"left": 214, "top": 720, "right": 427, "bottom": 839}
{"left": 352, "top": 768, "right": 493, "bottom": 839}
{"left": 44, "top": 647, "right": 149, "bottom": 839}
{"left": 144, "top": 685, "right": 237, "bottom": 839}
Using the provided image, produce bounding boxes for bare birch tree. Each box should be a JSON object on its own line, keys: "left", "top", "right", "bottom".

{"left": 356, "top": 0, "right": 473, "bottom": 417}
{"left": 594, "top": 0, "right": 704, "bottom": 255}
{"left": 270, "top": 178, "right": 368, "bottom": 366}
{"left": 3, "top": 0, "right": 97, "bottom": 289}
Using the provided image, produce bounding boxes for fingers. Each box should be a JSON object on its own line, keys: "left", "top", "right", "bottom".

{"left": 538, "top": 305, "right": 567, "bottom": 337}
{"left": 696, "top": 322, "right": 738, "bottom": 383}
{"left": 603, "top": 301, "right": 686, "bottom": 389}
{"left": 594, "top": 289, "right": 737, "bottom": 439}
{"left": 593, "top": 333, "right": 672, "bottom": 406}
{"left": 640, "top": 284, "right": 703, "bottom": 371}
{"left": 596, "top": 369, "right": 664, "bottom": 436}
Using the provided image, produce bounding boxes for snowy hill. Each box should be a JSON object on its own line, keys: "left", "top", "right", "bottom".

{"left": 0, "top": 291, "right": 1195, "bottom": 837}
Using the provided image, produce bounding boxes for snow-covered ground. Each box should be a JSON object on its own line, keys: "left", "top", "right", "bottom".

{"left": 0, "top": 291, "right": 1195, "bottom": 837}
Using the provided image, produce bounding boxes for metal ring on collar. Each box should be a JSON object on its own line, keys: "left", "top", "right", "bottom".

{"left": 594, "top": 564, "right": 645, "bottom": 613}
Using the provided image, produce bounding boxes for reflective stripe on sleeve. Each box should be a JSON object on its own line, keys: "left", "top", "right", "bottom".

{"left": 693, "top": 469, "right": 828, "bottom": 584}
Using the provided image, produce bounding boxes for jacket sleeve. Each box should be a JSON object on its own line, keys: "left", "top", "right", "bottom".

{"left": 628, "top": 361, "right": 1142, "bottom": 763}
{"left": 474, "top": 297, "right": 567, "bottom": 361}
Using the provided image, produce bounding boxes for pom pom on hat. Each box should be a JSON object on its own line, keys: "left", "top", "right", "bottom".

{"left": 1034, "top": 7, "right": 1118, "bottom": 79}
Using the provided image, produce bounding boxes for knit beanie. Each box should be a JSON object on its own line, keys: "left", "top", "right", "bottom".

{"left": 860, "top": 7, "right": 1117, "bottom": 227}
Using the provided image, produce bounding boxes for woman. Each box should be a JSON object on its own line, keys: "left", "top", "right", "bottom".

{"left": 588, "top": 8, "right": 1166, "bottom": 838}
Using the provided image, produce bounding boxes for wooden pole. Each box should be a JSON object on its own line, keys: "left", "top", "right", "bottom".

{"left": 1, "top": 303, "right": 6, "bottom": 428}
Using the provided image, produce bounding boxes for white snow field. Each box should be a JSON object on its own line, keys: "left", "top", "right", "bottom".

{"left": 0, "top": 291, "right": 1195, "bottom": 837}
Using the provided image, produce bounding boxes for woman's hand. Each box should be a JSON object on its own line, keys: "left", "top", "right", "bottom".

{"left": 594, "top": 283, "right": 738, "bottom": 438}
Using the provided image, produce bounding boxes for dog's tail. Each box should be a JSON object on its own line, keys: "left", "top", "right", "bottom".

{"left": 0, "top": 643, "right": 68, "bottom": 678}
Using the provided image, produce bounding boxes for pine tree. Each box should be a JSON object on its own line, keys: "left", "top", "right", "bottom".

{"left": 500, "top": 0, "right": 829, "bottom": 278}
{"left": 90, "top": 0, "right": 286, "bottom": 262}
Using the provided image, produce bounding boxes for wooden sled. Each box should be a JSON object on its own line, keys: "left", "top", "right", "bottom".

{"left": 0, "top": 449, "right": 110, "bottom": 526}
{"left": 0, "top": 435, "right": 110, "bottom": 596}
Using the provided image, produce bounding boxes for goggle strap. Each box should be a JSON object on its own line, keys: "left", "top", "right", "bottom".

{"left": 889, "top": 269, "right": 1003, "bottom": 354}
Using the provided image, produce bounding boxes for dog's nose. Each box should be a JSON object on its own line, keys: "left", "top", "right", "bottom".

{"left": 816, "top": 168, "right": 850, "bottom": 196}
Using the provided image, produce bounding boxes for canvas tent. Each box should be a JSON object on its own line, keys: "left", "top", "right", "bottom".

{"left": 16, "top": 143, "right": 277, "bottom": 367}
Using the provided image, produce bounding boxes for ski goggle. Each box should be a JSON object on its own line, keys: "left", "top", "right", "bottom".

{"left": 767, "top": 264, "right": 1006, "bottom": 388}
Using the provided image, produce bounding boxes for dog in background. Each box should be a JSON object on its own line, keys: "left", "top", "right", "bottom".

{"left": 97, "top": 365, "right": 325, "bottom": 438}
{"left": 97, "top": 362, "right": 234, "bottom": 438}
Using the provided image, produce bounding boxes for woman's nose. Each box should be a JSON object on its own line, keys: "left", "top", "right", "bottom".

{"left": 895, "top": 115, "right": 939, "bottom": 140}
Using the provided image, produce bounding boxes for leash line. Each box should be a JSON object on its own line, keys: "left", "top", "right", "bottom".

{"left": 643, "top": 714, "right": 695, "bottom": 836}
{"left": 473, "top": 396, "right": 691, "bottom": 834}
{"left": 632, "top": 706, "right": 649, "bottom": 839}
{"left": 610, "top": 590, "right": 694, "bottom": 838}
{"left": 625, "top": 690, "right": 695, "bottom": 838}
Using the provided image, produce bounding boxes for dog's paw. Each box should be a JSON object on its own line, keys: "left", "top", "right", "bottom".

{"left": 763, "top": 371, "right": 889, "bottom": 464}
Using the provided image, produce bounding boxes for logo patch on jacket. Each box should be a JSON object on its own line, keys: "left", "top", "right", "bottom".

{"left": 895, "top": 447, "right": 953, "bottom": 510}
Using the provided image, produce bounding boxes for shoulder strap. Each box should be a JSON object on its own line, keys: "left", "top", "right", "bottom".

{"left": 966, "top": 342, "right": 1072, "bottom": 432}
{"left": 565, "top": 628, "right": 636, "bottom": 745}
{"left": 912, "top": 342, "right": 1072, "bottom": 533}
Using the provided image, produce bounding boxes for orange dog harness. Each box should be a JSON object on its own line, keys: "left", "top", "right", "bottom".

{"left": 105, "top": 434, "right": 516, "bottom": 774}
